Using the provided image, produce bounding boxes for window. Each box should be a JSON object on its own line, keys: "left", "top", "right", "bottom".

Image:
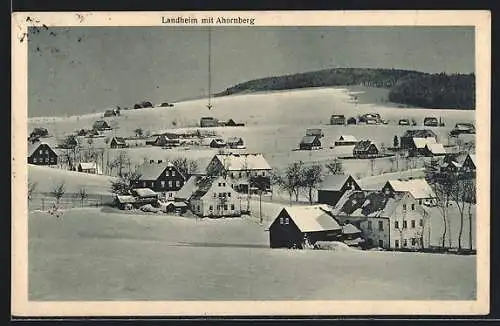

{"left": 262, "top": 172, "right": 265, "bottom": 176}
{"left": 44, "top": 150, "right": 48, "bottom": 155}
{"left": 197, "top": 205, "right": 200, "bottom": 211}
{"left": 228, "top": 192, "right": 231, "bottom": 197}
{"left": 412, "top": 238, "right": 417, "bottom": 246}
{"left": 218, "top": 183, "right": 221, "bottom": 187}
{"left": 224, "top": 205, "right": 228, "bottom": 210}
{"left": 213, "top": 193, "right": 217, "bottom": 198}
{"left": 403, "top": 239, "right": 407, "bottom": 247}
{"left": 175, "top": 181, "right": 180, "bottom": 187}
{"left": 151, "top": 181, "right": 154, "bottom": 188}
{"left": 39, "top": 150, "right": 43, "bottom": 155}
{"left": 161, "top": 181, "right": 166, "bottom": 188}
{"left": 44, "top": 158, "right": 48, "bottom": 163}
{"left": 209, "top": 205, "right": 213, "bottom": 210}
{"left": 378, "top": 240, "right": 384, "bottom": 248}
{"left": 168, "top": 181, "right": 173, "bottom": 187}
{"left": 219, "top": 193, "right": 222, "bottom": 198}
{"left": 411, "top": 220, "right": 415, "bottom": 228}
{"left": 230, "top": 204, "right": 235, "bottom": 210}
{"left": 411, "top": 204, "right": 415, "bottom": 211}
{"left": 280, "top": 217, "right": 284, "bottom": 224}
{"left": 172, "top": 171, "right": 176, "bottom": 176}
{"left": 143, "top": 181, "right": 146, "bottom": 187}
{"left": 33, "top": 158, "right": 37, "bottom": 163}
{"left": 50, "top": 157, "right": 55, "bottom": 163}
{"left": 395, "top": 240, "right": 400, "bottom": 248}
{"left": 402, "top": 204, "right": 407, "bottom": 211}
{"left": 285, "top": 217, "right": 289, "bottom": 225}
{"left": 394, "top": 221, "right": 399, "bottom": 229}
{"left": 367, "top": 221, "right": 372, "bottom": 230}
{"left": 230, "top": 172, "right": 234, "bottom": 178}
{"left": 378, "top": 221, "right": 383, "bottom": 231}
{"left": 419, "top": 219, "right": 423, "bottom": 227}
{"left": 403, "top": 220, "right": 407, "bottom": 229}
{"left": 222, "top": 183, "right": 226, "bottom": 187}
{"left": 239, "top": 172, "right": 242, "bottom": 178}
{"left": 419, "top": 199, "right": 422, "bottom": 204}
{"left": 169, "top": 193, "right": 172, "bottom": 197}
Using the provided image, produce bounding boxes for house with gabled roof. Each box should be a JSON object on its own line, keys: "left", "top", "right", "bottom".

{"left": 423, "top": 143, "right": 447, "bottom": 156}
{"left": 330, "top": 114, "right": 346, "bottom": 125}
{"left": 353, "top": 140, "right": 379, "bottom": 158}
{"left": 400, "top": 129, "right": 437, "bottom": 151}
{"left": 206, "top": 153, "right": 272, "bottom": 193}
{"left": 299, "top": 135, "right": 321, "bottom": 150}
{"left": 189, "top": 176, "right": 241, "bottom": 218}
{"left": 110, "top": 137, "right": 127, "bottom": 149}
{"left": 317, "top": 174, "right": 361, "bottom": 206}
{"left": 227, "top": 137, "right": 245, "bottom": 149}
{"left": 330, "top": 190, "right": 429, "bottom": 250}
{"left": 334, "top": 135, "right": 357, "bottom": 147}
{"left": 27, "top": 141, "right": 58, "bottom": 165}
{"left": 132, "top": 161, "right": 186, "bottom": 200}
{"left": 268, "top": 205, "right": 342, "bottom": 249}
{"left": 77, "top": 162, "right": 102, "bottom": 174}
{"left": 381, "top": 179, "right": 436, "bottom": 205}
{"left": 174, "top": 175, "right": 201, "bottom": 202}
{"left": 92, "top": 120, "right": 111, "bottom": 131}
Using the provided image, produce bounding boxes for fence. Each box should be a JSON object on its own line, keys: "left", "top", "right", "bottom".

{"left": 28, "top": 193, "right": 112, "bottom": 211}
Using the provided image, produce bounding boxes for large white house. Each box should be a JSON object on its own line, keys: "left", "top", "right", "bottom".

{"left": 205, "top": 153, "right": 272, "bottom": 193}
{"left": 189, "top": 176, "right": 242, "bottom": 218}
{"left": 330, "top": 190, "right": 430, "bottom": 250}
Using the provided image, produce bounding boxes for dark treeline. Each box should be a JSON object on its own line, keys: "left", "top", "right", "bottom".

{"left": 215, "top": 68, "right": 475, "bottom": 110}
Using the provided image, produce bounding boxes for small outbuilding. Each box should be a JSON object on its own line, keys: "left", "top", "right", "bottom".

{"left": 299, "top": 135, "right": 321, "bottom": 150}
{"left": 352, "top": 140, "right": 379, "bottom": 158}
{"left": 317, "top": 174, "right": 360, "bottom": 206}
{"left": 330, "top": 114, "right": 346, "bottom": 125}
{"left": 110, "top": 137, "right": 127, "bottom": 149}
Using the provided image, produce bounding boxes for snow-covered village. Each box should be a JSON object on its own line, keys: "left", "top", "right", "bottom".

{"left": 23, "top": 24, "right": 479, "bottom": 301}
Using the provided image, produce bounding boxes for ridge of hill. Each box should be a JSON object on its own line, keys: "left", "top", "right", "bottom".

{"left": 214, "top": 68, "right": 475, "bottom": 110}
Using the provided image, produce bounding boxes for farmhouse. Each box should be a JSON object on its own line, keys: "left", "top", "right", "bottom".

{"left": 124, "top": 138, "right": 147, "bottom": 147}
{"left": 359, "top": 113, "right": 381, "bottom": 124}
{"left": 317, "top": 174, "right": 361, "bottom": 206}
{"left": 200, "top": 117, "right": 219, "bottom": 128}
{"left": 227, "top": 137, "right": 245, "bottom": 149}
{"left": 299, "top": 135, "right": 321, "bottom": 150}
{"left": 423, "top": 117, "right": 439, "bottom": 127}
{"left": 330, "top": 114, "right": 346, "bottom": 125}
{"left": 77, "top": 162, "right": 101, "bottom": 174}
{"left": 331, "top": 190, "right": 429, "bottom": 250}
{"left": 381, "top": 179, "right": 436, "bottom": 205}
{"left": 450, "top": 123, "right": 475, "bottom": 136}
{"left": 334, "top": 135, "right": 357, "bottom": 146}
{"left": 93, "top": 120, "right": 111, "bottom": 131}
{"left": 113, "top": 195, "right": 136, "bottom": 210}
{"left": 104, "top": 108, "right": 120, "bottom": 117}
{"left": 398, "top": 119, "right": 410, "bottom": 126}
{"left": 133, "top": 161, "right": 186, "bottom": 199}
{"left": 347, "top": 117, "right": 357, "bottom": 125}
{"left": 353, "top": 140, "right": 379, "bottom": 158}
{"left": 110, "top": 137, "right": 127, "bottom": 149}
{"left": 206, "top": 153, "right": 272, "bottom": 193}
{"left": 400, "top": 129, "right": 437, "bottom": 150}
{"left": 189, "top": 176, "right": 241, "bottom": 218}
{"left": 27, "top": 141, "right": 58, "bottom": 165}
{"left": 210, "top": 138, "right": 227, "bottom": 148}
{"left": 163, "top": 201, "right": 188, "bottom": 214}
{"left": 268, "top": 205, "right": 342, "bottom": 249}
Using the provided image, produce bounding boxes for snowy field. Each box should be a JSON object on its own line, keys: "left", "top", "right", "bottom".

{"left": 28, "top": 86, "right": 475, "bottom": 177}
{"left": 29, "top": 208, "right": 476, "bottom": 301}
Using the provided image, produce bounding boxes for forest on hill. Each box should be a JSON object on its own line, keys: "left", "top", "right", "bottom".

{"left": 214, "top": 68, "right": 475, "bottom": 110}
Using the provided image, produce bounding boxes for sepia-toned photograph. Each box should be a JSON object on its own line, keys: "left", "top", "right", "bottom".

{"left": 12, "top": 11, "right": 490, "bottom": 316}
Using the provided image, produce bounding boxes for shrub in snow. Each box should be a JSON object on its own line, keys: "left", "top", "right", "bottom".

{"left": 314, "top": 241, "right": 354, "bottom": 251}
{"left": 140, "top": 204, "right": 160, "bottom": 213}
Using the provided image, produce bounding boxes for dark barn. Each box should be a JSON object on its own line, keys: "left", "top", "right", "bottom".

{"left": 330, "top": 114, "right": 346, "bottom": 125}
{"left": 299, "top": 135, "right": 321, "bottom": 150}
{"left": 27, "top": 142, "right": 58, "bottom": 165}
{"left": 317, "top": 175, "right": 360, "bottom": 206}
{"left": 269, "top": 206, "right": 342, "bottom": 249}
{"left": 353, "top": 140, "right": 379, "bottom": 158}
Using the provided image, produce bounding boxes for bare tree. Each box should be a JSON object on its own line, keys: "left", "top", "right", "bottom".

{"left": 172, "top": 157, "right": 199, "bottom": 178}
{"left": 110, "top": 169, "right": 142, "bottom": 195}
{"left": 466, "top": 178, "right": 476, "bottom": 251}
{"left": 250, "top": 175, "right": 270, "bottom": 223}
{"left": 51, "top": 182, "right": 66, "bottom": 206}
{"left": 301, "top": 164, "right": 323, "bottom": 205}
{"left": 325, "top": 158, "right": 343, "bottom": 175}
{"left": 134, "top": 128, "right": 144, "bottom": 138}
{"left": 271, "top": 168, "right": 294, "bottom": 206}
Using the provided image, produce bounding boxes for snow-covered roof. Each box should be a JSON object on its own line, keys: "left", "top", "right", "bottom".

{"left": 175, "top": 175, "right": 200, "bottom": 200}
{"left": 413, "top": 137, "right": 437, "bottom": 149}
{"left": 331, "top": 190, "right": 404, "bottom": 218}
{"left": 319, "top": 175, "right": 351, "bottom": 191}
{"left": 338, "top": 135, "right": 357, "bottom": 142}
{"left": 78, "top": 162, "right": 97, "bottom": 170}
{"left": 136, "top": 162, "right": 175, "bottom": 180}
{"left": 215, "top": 153, "right": 271, "bottom": 171}
{"left": 132, "top": 188, "right": 158, "bottom": 197}
{"left": 115, "top": 195, "right": 136, "bottom": 204}
{"left": 342, "top": 223, "right": 362, "bottom": 235}
{"left": 283, "top": 206, "right": 341, "bottom": 233}
{"left": 300, "top": 135, "right": 319, "bottom": 144}
{"left": 426, "top": 143, "right": 446, "bottom": 155}
{"left": 386, "top": 179, "right": 436, "bottom": 199}
{"left": 467, "top": 154, "right": 477, "bottom": 167}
